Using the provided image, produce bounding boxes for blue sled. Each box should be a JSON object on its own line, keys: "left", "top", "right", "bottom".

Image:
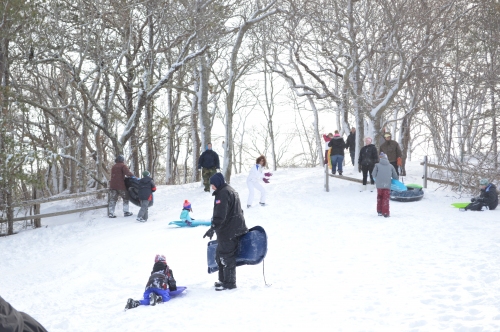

{"left": 391, "top": 179, "right": 407, "bottom": 192}
{"left": 207, "top": 226, "right": 268, "bottom": 274}
{"left": 170, "top": 286, "right": 187, "bottom": 297}
{"left": 169, "top": 220, "right": 211, "bottom": 227}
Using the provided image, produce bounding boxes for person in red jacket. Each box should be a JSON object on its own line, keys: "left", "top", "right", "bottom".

{"left": 108, "top": 155, "right": 135, "bottom": 218}
{"left": 322, "top": 133, "right": 333, "bottom": 165}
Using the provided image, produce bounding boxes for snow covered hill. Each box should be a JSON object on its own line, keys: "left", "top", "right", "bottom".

{"left": 1, "top": 162, "right": 499, "bottom": 331}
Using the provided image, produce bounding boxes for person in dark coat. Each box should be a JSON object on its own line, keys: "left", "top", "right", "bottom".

{"left": 108, "top": 155, "right": 135, "bottom": 218}
{"left": 379, "top": 133, "right": 402, "bottom": 176}
{"left": 345, "top": 127, "right": 356, "bottom": 166}
{"left": 198, "top": 143, "right": 220, "bottom": 192}
{"left": 372, "top": 152, "right": 398, "bottom": 217}
{"left": 136, "top": 171, "right": 156, "bottom": 222}
{"left": 358, "top": 137, "right": 379, "bottom": 191}
{"left": 466, "top": 179, "right": 499, "bottom": 211}
{"left": 328, "top": 130, "right": 346, "bottom": 175}
{"left": 203, "top": 172, "right": 248, "bottom": 291}
{"left": 0, "top": 295, "right": 48, "bottom": 332}
{"left": 125, "top": 254, "right": 177, "bottom": 310}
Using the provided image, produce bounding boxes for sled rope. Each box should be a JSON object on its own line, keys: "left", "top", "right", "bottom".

{"left": 263, "top": 259, "right": 272, "bottom": 287}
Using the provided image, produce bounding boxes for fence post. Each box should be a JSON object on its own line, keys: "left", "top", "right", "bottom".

{"left": 423, "top": 156, "right": 428, "bottom": 188}
{"left": 107, "top": 190, "right": 110, "bottom": 216}
{"left": 325, "top": 164, "right": 329, "bottom": 192}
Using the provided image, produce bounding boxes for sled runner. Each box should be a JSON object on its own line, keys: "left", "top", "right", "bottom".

{"left": 168, "top": 220, "right": 212, "bottom": 227}
{"left": 207, "top": 226, "right": 268, "bottom": 274}
{"left": 125, "top": 177, "right": 154, "bottom": 208}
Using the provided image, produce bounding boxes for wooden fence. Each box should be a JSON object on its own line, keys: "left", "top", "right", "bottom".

{"left": 421, "top": 156, "right": 477, "bottom": 191}
{"left": 324, "top": 165, "right": 362, "bottom": 192}
{"left": 0, "top": 189, "right": 109, "bottom": 227}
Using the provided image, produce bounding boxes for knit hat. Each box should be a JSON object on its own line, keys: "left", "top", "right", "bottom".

{"left": 183, "top": 200, "right": 191, "bottom": 210}
{"left": 209, "top": 172, "right": 225, "bottom": 189}
{"left": 155, "top": 254, "right": 166, "bottom": 263}
{"left": 365, "top": 137, "right": 372, "bottom": 144}
{"left": 479, "top": 179, "right": 488, "bottom": 186}
{"left": 379, "top": 152, "right": 387, "bottom": 159}
{"left": 142, "top": 170, "right": 150, "bottom": 177}
{"left": 115, "top": 155, "right": 124, "bottom": 163}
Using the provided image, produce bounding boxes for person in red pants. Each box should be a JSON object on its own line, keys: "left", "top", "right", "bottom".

{"left": 372, "top": 152, "right": 398, "bottom": 217}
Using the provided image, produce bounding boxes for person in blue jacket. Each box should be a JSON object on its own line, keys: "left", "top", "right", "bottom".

{"left": 180, "top": 200, "right": 194, "bottom": 225}
{"left": 125, "top": 254, "right": 177, "bottom": 310}
{"left": 198, "top": 143, "right": 220, "bottom": 192}
{"left": 136, "top": 171, "right": 156, "bottom": 222}
{"left": 466, "top": 179, "right": 498, "bottom": 211}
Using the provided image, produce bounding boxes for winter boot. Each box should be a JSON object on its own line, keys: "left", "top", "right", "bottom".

{"left": 360, "top": 185, "right": 366, "bottom": 192}
{"left": 259, "top": 202, "right": 266, "bottom": 206}
{"left": 149, "top": 292, "right": 157, "bottom": 306}
{"left": 216, "top": 266, "right": 236, "bottom": 291}
{"left": 377, "top": 212, "right": 383, "bottom": 216}
{"left": 214, "top": 281, "right": 224, "bottom": 287}
{"left": 383, "top": 214, "right": 390, "bottom": 218}
{"left": 339, "top": 171, "right": 343, "bottom": 176}
{"left": 124, "top": 212, "right": 133, "bottom": 217}
{"left": 125, "top": 298, "right": 140, "bottom": 310}
{"left": 109, "top": 213, "right": 116, "bottom": 218}
{"left": 368, "top": 184, "right": 375, "bottom": 192}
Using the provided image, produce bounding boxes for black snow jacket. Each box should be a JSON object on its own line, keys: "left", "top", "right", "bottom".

{"left": 480, "top": 183, "right": 499, "bottom": 210}
{"left": 345, "top": 132, "right": 356, "bottom": 152}
{"left": 145, "top": 262, "right": 176, "bottom": 291}
{"left": 328, "top": 136, "right": 345, "bottom": 156}
{"left": 0, "top": 296, "right": 48, "bottom": 332}
{"left": 198, "top": 149, "right": 220, "bottom": 169}
{"left": 138, "top": 176, "right": 156, "bottom": 201}
{"left": 211, "top": 183, "right": 248, "bottom": 240}
{"left": 358, "top": 144, "right": 379, "bottom": 167}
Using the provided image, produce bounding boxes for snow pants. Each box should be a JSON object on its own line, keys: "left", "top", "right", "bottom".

{"left": 139, "top": 288, "right": 170, "bottom": 305}
{"left": 137, "top": 200, "right": 149, "bottom": 220}
{"left": 216, "top": 237, "right": 239, "bottom": 287}
{"left": 0, "top": 295, "right": 48, "bottom": 332}
{"left": 202, "top": 168, "right": 217, "bottom": 192}
{"left": 330, "top": 155, "right": 344, "bottom": 173}
{"left": 108, "top": 189, "right": 130, "bottom": 215}
{"left": 247, "top": 179, "right": 266, "bottom": 205}
{"left": 377, "top": 188, "right": 391, "bottom": 215}
{"left": 362, "top": 164, "right": 375, "bottom": 185}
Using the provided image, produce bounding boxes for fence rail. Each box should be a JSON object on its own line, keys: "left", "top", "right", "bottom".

{"left": 421, "top": 156, "right": 478, "bottom": 191}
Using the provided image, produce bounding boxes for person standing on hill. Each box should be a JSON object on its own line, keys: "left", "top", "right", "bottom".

{"left": 246, "top": 155, "right": 272, "bottom": 208}
{"left": 136, "top": 171, "right": 156, "bottom": 222}
{"left": 358, "top": 137, "right": 379, "bottom": 192}
{"left": 108, "top": 155, "right": 135, "bottom": 218}
{"left": 328, "top": 130, "right": 346, "bottom": 175}
{"left": 372, "top": 152, "right": 398, "bottom": 217}
{"left": 198, "top": 143, "right": 220, "bottom": 192}
{"left": 345, "top": 127, "right": 356, "bottom": 166}
{"left": 379, "top": 133, "right": 402, "bottom": 176}
{"left": 203, "top": 173, "right": 248, "bottom": 291}
{"left": 322, "top": 133, "right": 334, "bottom": 165}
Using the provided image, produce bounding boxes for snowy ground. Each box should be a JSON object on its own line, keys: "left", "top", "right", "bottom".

{"left": 1, "top": 160, "right": 499, "bottom": 331}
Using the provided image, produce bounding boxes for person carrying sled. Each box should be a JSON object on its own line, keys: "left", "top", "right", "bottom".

{"left": 125, "top": 254, "right": 177, "bottom": 310}
{"left": 465, "top": 179, "right": 498, "bottom": 211}
{"left": 372, "top": 152, "right": 398, "bottom": 217}
{"left": 197, "top": 143, "right": 220, "bottom": 192}
{"left": 180, "top": 200, "right": 194, "bottom": 225}
{"left": 379, "top": 133, "right": 402, "bottom": 176}
{"left": 108, "top": 155, "right": 135, "bottom": 218}
{"left": 358, "top": 137, "right": 379, "bottom": 192}
{"left": 328, "top": 130, "right": 346, "bottom": 175}
{"left": 203, "top": 173, "right": 248, "bottom": 291}
{"left": 0, "top": 295, "right": 48, "bottom": 332}
{"left": 136, "top": 171, "right": 156, "bottom": 222}
{"left": 246, "top": 155, "right": 272, "bottom": 208}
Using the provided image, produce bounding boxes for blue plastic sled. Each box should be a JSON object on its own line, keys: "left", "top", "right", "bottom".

{"left": 125, "top": 177, "right": 154, "bottom": 208}
{"left": 169, "top": 220, "right": 211, "bottom": 227}
{"left": 169, "top": 286, "right": 187, "bottom": 297}
{"left": 391, "top": 179, "right": 407, "bottom": 192}
{"left": 207, "top": 226, "right": 268, "bottom": 274}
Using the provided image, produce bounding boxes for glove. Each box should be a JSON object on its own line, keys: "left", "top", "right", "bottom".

{"left": 203, "top": 228, "right": 214, "bottom": 240}
{"left": 264, "top": 172, "right": 273, "bottom": 177}
{"left": 397, "top": 157, "right": 402, "bottom": 166}
{"left": 471, "top": 197, "right": 476, "bottom": 202}
{"left": 263, "top": 178, "right": 270, "bottom": 184}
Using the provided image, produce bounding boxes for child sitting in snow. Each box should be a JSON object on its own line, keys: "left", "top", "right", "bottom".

{"left": 180, "top": 200, "right": 194, "bottom": 226}
{"left": 125, "top": 254, "right": 177, "bottom": 310}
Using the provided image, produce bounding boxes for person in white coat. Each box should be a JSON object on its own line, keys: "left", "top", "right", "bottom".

{"left": 246, "top": 155, "right": 272, "bottom": 208}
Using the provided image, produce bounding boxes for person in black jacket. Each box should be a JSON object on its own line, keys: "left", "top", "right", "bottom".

{"left": 345, "top": 127, "right": 356, "bottom": 166}
{"left": 203, "top": 172, "right": 248, "bottom": 291}
{"left": 358, "top": 137, "right": 379, "bottom": 191}
{"left": 198, "top": 143, "right": 220, "bottom": 192}
{"left": 328, "top": 130, "right": 346, "bottom": 175}
{"left": 136, "top": 171, "right": 156, "bottom": 222}
{"left": 125, "top": 254, "right": 177, "bottom": 310}
{"left": 466, "top": 179, "right": 499, "bottom": 211}
{"left": 0, "top": 295, "right": 48, "bottom": 332}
